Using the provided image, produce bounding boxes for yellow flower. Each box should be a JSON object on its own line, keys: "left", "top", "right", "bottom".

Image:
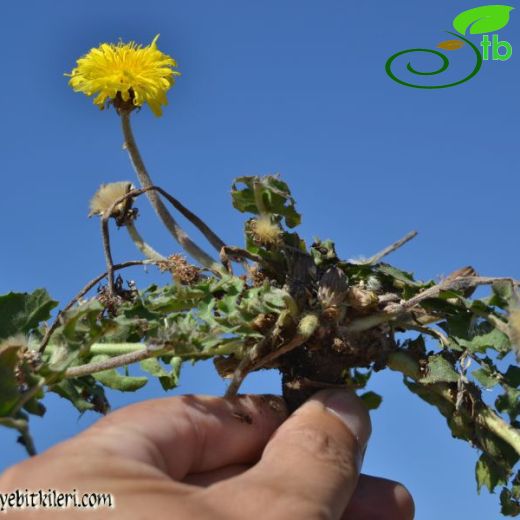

{"left": 67, "top": 35, "right": 180, "bottom": 116}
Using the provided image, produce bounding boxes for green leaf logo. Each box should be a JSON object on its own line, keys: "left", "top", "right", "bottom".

{"left": 453, "top": 5, "right": 514, "bottom": 35}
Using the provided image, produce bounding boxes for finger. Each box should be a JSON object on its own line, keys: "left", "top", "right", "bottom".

{"left": 342, "top": 475, "right": 415, "bottom": 520}
{"left": 215, "top": 389, "right": 371, "bottom": 519}
{"left": 183, "top": 463, "right": 250, "bottom": 486}
{"left": 187, "top": 466, "right": 414, "bottom": 520}
{"left": 185, "top": 466, "right": 414, "bottom": 519}
{"left": 75, "top": 394, "right": 287, "bottom": 480}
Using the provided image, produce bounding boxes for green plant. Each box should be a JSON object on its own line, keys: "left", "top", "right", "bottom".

{"left": 2, "top": 35, "right": 520, "bottom": 517}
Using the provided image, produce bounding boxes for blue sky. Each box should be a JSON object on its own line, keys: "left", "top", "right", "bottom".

{"left": 1, "top": 1, "right": 518, "bottom": 518}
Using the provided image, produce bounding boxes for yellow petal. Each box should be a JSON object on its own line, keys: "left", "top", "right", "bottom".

{"left": 66, "top": 35, "right": 179, "bottom": 117}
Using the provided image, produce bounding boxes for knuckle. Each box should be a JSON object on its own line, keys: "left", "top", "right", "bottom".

{"left": 281, "top": 425, "right": 357, "bottom": 473}
{"left": 231, "top": 481, "right": 333, "bottom": 520}
{"left": 286, "top": 498, "right": 333, "bottom": 520}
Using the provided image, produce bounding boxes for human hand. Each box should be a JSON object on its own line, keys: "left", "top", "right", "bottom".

{"left": 1, "top": 390, "right": 414, "bottom": 519}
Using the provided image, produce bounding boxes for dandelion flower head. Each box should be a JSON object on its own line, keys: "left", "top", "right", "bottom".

{"left": 67, "top": 35, "right": 179, "bottom": 116}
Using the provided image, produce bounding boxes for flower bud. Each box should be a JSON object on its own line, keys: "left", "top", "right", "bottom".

{"left": 346, "top": 286, "right": 378, "bottom": 310}
{"left": 318, "top": 267, "right": 348, "bottom": 307}
{"left": 250, "top": 215, "right": 282, "bottom": 245}
{"left": 297, "top": 313, "right": 319, "bottom": 338}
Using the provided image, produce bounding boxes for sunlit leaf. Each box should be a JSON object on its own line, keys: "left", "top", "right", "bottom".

{"left": 473, "top": 366, "right": 500, "bottom": 389}
{"left": 420, "top": 355, "right": 459, "bottom": 384}
{"left": 231, "top": 175, "right": 301, "bottom": 228}
{"left": 91, "top": 355, "right": 148, "bottom": 391}
{"left": 0, "top": 289, "right": 58, "bottom": 341}
{"left": 140, "top": 356, "right": 182, "bottom": 391}
{"left": 476, "top": 453, "right": 509, "bottom": 493}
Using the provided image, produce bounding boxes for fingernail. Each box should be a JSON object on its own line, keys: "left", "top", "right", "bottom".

{"left": 312, "top": 389, "right": 372, "bottom": 454}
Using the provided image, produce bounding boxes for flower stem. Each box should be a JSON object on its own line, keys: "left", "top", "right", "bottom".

{"left": 101, "top": 215, "right": 116, "bottom": 293}
{"left": 120, "top": 110, "right": 217, "bottom": 269}
{"left": 253, "top": 179, "right": 268, "bottom": 214}
{"left": 126, "top": 221, "right": 166, "bottom": 261}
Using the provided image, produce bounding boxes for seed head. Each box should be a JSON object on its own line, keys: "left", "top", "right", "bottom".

{"left": 89, "top": 182, "right": 134, "bottom": 219}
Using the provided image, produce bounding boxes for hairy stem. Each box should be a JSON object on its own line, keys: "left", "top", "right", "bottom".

{"left": 478, "top": 407, "right": 520, "bottom": 456}
{"left": 101, "top": 214, "right": 116, "bottom": 293}
{"left": 65, "top": 348, "right": 156, "bottom": 378}
{"left": 365, "top": 230, "right": 418, "bottom": 265}
{"left": 120, "top": 110, "right": 217, "bottom": 269}
{"left": 253, "top": 179, "right": 268, "bottom": 214}
{"left": 62, "top": 341, "right": 242, "bottom": 379}
{"left": 126, "top": 221, "right": 166, "bottom": 261}
{"left": 44, "top": 342, "right": 146, "bottom": 357}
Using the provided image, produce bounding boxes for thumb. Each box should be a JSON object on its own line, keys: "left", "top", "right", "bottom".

{"left": 233, "top": 389, "right": 372, "bottom": 519}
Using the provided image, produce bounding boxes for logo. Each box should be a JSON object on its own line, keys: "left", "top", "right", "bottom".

{"left": 386, "top": 5, "right": 514, "bottom": 88}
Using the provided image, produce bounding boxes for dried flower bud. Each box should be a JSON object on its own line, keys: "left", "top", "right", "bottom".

{"left": 157, "top": 254, "right": 201, "bottom": 285}
{"left": 332, "top": 336, "right": 347, "bottom": 352}
{"left": 444, "top": 265, "right": 477, "bottom": 281}
{"left": 249, "top": 265, "right": 268, "bottom": 287}
{"left": 252, "top": 313, "right": 276, "bottom": 333}
{"left": 89, "top": 181, "right": 134, "bottom": 219}
{"left": 0, "top": 335, "right": 42, "bottom": 389}
{"left": 346, "top": 286, "right": 378, "bottom": 310}
{"left": 213, "top": 356, "right": 240, "bottom": 378}
{"left": 318, "top": 267, "right": 348, "bottom": 307}
{"left": 443, "top": 265, "right": 478, "bottom": 298}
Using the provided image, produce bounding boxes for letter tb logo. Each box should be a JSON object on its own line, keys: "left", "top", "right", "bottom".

{"left": 386, "top": 5, "right": 514, "bottom": 89}
{"left": 480, "top": 34, "right": 513, "bottom": 60}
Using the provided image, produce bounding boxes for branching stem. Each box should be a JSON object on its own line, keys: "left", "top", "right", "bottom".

{"left": 38, "top": 260, "right": 153, "bottom": 354}
{"left": 364, "top": 230, "right": 418, "bottom": 265}
{"left": 347, "top": 275, "right": 520, "bottom": 333}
